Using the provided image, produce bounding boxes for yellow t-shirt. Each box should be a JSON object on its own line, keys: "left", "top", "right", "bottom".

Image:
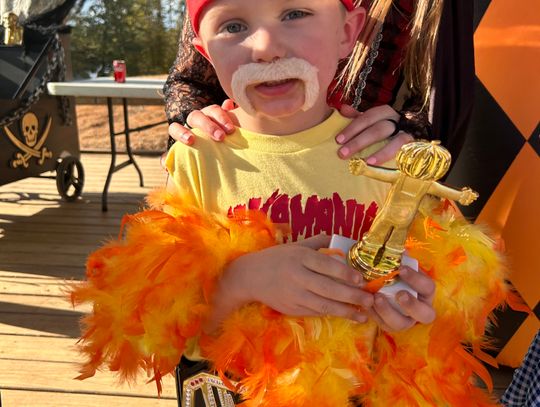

{"left": 166, "top": 110, "right": 393, "bottom": 243}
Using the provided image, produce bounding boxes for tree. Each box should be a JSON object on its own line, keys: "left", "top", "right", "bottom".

{"left": 69, "top": 0, "right": 184, "bottom": 78}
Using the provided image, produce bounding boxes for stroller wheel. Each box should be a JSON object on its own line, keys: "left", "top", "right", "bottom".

{"left": 56, "top": 156, "right": 84, "bottom": 202}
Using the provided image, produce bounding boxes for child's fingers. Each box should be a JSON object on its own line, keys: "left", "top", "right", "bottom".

{"left": 399, "top": 267, "right": 436, "bottom": 304}
{"left": 372, "top": 294, "right": 415, "bottom": 332}
{"left": 395, "top": 291, "right": 436, "bottom": 325}
{"left": 301, "top": 248, "right": 363, "bottom": 287}
{"left": 299, "top": 269, "right": 373, "bottom": 309}
{"left": 301, "top": 291, "right": 368, "bottom": 323}
{"left": 296, "top": 234, "right": 331, "bottom": 250}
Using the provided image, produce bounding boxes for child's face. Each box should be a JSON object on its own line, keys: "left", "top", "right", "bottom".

{"left": 194, "top": 0, "right": 364, "bottom": 122}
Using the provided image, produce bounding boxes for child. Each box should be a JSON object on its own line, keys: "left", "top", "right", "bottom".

{"left": 71, "top": 0, "right": 509, "bottom": 405}
{"left": 166, "top": 0, "right": 435, "bottom": 335}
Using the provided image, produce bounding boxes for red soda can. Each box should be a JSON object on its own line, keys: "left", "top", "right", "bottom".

{"left": 113, "top": 60, "right": 126, "bottom": 83}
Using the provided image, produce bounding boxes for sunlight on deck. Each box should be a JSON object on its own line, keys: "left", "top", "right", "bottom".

{"left": 0, "top": 153, "right": 176, "bottom": 406}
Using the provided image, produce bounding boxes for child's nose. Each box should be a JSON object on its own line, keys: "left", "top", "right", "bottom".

{"left": 250, "top": 28, "right": 287, "bottom": 63}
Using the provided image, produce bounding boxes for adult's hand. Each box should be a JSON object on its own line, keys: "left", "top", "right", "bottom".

{"left": 168, "top": 99, "right": 236, "bottom": 145}
{"left": 168, "top": 102, "right": 414, "bottom": 166}
{"left": 336, "top": 104, "right": 414, "bottom": 165}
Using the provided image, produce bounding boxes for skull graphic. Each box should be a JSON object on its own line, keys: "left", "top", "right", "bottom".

{"left": 21, "top": 112, "right": 39, "bottom": 147}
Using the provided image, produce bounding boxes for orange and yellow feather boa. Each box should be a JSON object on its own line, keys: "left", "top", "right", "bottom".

{"left": 70, "top": 191, "right": 510, "bottom": 406}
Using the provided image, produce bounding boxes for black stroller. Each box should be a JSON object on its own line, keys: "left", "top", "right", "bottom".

{"left": 0, "top": 0, "right": 83, "bottom": 201}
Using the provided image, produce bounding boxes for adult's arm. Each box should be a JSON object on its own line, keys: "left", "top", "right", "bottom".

{"left": 163, "top": 15, "right": 227, "bottom": 125}
{"left": 431, "top": 0, "right": 475, "bottom": 160}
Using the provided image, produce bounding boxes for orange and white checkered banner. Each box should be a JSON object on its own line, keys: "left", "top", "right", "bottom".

{"left": 447, "top": 0, "right": 540, "bottom": 367}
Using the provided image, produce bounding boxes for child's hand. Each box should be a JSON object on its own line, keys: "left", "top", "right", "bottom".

{"left": 367, "top": 266, "right": 436, "bottom": 332}
{"left": 209, "top": 235, "right": 373, "bottom": 331}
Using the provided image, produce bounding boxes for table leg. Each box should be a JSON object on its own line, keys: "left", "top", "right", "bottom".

{"left": 102, "top": 97, "right": 116, "bottom": 212}
{"left": 122, "top": 98, "right": 144, "bottom": 187}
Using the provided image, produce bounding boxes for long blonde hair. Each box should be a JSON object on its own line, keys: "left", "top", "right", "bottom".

{"left": 339, "top": 0, "right": 445, "bottom": 108}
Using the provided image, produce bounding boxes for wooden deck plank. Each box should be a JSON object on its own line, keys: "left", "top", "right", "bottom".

{"left": 1, "top": 334, "right": 85, "bottom": 361}
{"left": 0, "top": 308, "right": 80, "bottom": 337}
{"left": 0, "top": 252, "right": 91, "bottom": 267}
{"left": 0, "top": 264, "right": 86, "bottom": 279}
{"left": 1, "top": 283, "right": 70, "bottom": 296}
{"left": 1, "top": 294, "right": 90, "bottom": 313}
{"left": 0, "top": 390, "right": 176, "bottom": 407}
{"left": 0, "top": 153, "right": 176, "bottom": 406}
{"left": 0, "top": 242, "right": 95, "bottom": 255}
{"left": 0, "top": 359, "right": 176, "bottom": 399}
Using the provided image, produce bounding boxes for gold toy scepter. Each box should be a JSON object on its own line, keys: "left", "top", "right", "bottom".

{"left": 348, "top": 140, "right": 478, "bottom": 283}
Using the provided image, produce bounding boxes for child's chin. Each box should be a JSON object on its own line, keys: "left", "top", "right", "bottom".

{"left": 251, "top": 100, "right": 306, "bottom": 119}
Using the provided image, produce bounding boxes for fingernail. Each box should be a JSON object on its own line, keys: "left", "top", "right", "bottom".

{"left": 336, "top": 134, "right": 345, "bottom": 144}
{"left": 353, "top": 273, "right": 363, "bottom": 285}
{"left": 375, "top": 294, "right": 385, "bottom": 306}
{"left": 397, "top": 292, "right": 410, "bottom": 304}
{"left": 213, "top": 130, "right": 225, "bottom": 141}
{"left": 225, "top": 124, "right": 235, "bottom": 133}
{"left": 366, "top": 157, "right": 376, "bottom": 165}
{"left": 181, "top": 133, "right": 193, "bottom": 144}
{"left": 355, "top": 314, "right": 367, "bottom": 323}
{"left": 339, "top": 147, "right": 350, "bottom": 158}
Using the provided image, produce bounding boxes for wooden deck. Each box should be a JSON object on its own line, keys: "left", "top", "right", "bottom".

{"left": 0, "top": 152, "right": 515, "bottom": 406}
{"left": 0, "top": 153, "right": 176, "bottom": 406}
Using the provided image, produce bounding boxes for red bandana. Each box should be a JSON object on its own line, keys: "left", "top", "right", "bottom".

{"left": 187, "top": 0, "right": 356, "bottom": 34}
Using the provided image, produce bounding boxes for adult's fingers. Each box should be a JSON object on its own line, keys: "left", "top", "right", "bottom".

{"left": 168, "top": 122, "right": 195, "bottom": 145}
{"left": 200, "top": 104, "right": 236, "bottom": 134}
{"left": 364, "top": 132, "right": 414, "bottom": 165}
{"left": 186, "top": 110, "right": 224, "bottom": 141}
{"left": 339, "top": 103, "right": 362, "bottom": 119}
{"left": 186, "top": 107, "right": 232, "bottom": 141}
{"left": 338, "top": 119, "right": 398, "bottom": 159}
{"left": 221, "top": 99, "right": 236, "bottom": 111}
{"left": 336, "top": 105, "right": 399, "bottom": 146}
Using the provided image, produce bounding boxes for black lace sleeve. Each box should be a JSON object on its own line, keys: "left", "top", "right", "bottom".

{"left": 163, "top": 15, "right": 228, "bottom": 125}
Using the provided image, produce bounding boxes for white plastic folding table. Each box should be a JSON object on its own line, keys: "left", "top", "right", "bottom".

{"left": 47, "top": 77, "right": 166, "bottom": 211}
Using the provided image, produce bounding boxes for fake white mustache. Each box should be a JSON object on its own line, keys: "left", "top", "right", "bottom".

{"left": 231, "top": 57, "right": 319, "bottom": 115}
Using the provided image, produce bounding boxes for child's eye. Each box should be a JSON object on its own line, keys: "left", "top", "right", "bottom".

{"left": 283, "top": 10, "right": 310, "bottom": 21}
{"left": 222, "top": 22, "right": 246, "bottom": 34}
